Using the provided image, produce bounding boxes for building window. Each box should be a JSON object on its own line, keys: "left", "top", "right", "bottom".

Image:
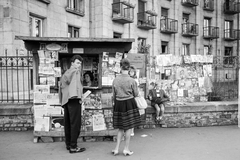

{"left": 138, "top": 0, "right": 145, "bottom": 13}
{"left": 203, "top": 17, "right": 211, "bottom": 36}
{"left": 182, "top": 13, "right": 190, "bottom": 33}
{"left": 204, "top": 45, "right": 211, "bottom": 55}
{"left": 224, "top": 47, "right": 233, "bottom": 66}
{"left": 203, "top": 0, "right": 214, "bottom": 10}
{"left": 182, "top": 43, "right": 190, "bottom": 55}
{"left": 68, "top": 0, "right": 82, "bottom": 10}
{"left": 113, "top": 32, "right": 122, "bottom": 38}
{"left": 182, "top": 13, "right": 189, "bottom": 23}
{"left": 161, "top": 7, "right": 168, "bottom": 18}
{"left": 68, "top": 26, "right": 79, "bottom": 38}
{"left": 66, "top": 0, "right": 85, "bottom": 16}
{"left": 138, "top": 37, "right": 146, "bottom": 46}
{"left": 29, "top": 15, "right": 43, "bottom": 37}
{"left": 138, "top": 37, "right": 147, "bottom": 53}
{"left": 224, "top": 20, "right": 233, "bottom": 38}
{"left": 161, "top": 41, "right": 168, "bottom": 54}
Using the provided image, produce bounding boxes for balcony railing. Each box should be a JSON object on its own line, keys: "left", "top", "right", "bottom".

{"left": 203, "top": 0, "right": 214, "bottom": 11}
{"left": 224, "top": 0, "right": 240, "bottom": 14}
{"left": 137, "top": 11, "right": 157, "bottom": 30}
{"left": 236, "top": 30, "right": 240, "bottom": 39}
{"left": 182, "top": 0, "right": 199, "bottom": 7}
{"left": 160, "top": 17, "right": 178, "bottom": 34}
{"left": 112, "top": 2, "right": 135, "bottom": 24}
{"left": 224, "top": 29, "right": 240, "bottom": 41}
{"left": 223, "top": 56, "right": 236, "bottom": 67}
{"left": 65, "top": 7, "right": 84, "bottom": 16}
{"left": 182, "top": 23, "right": 198, "bottom": 37}
{"left": 203, "top": 26, "right": 219, "bottom": 39}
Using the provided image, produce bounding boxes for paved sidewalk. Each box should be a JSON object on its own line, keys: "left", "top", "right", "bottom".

{"left": 0, "top": 126, "right": 240, "bottom": 160}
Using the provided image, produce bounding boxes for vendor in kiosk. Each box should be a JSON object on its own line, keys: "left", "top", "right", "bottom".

{"left": 83, "top": 71, "right": 95, "bottom": 87}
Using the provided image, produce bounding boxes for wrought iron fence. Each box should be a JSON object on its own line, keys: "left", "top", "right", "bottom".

{"left": 0, "top": 50, "right": 238, "bottom": 103}
{"left": 209, "top": 55, "right": 239, "bottom": 101}
{"left": 0, "top": 50, "right": 33, "bottom": 103}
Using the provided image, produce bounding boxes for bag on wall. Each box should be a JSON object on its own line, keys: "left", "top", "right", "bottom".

{"left": 154, "top": 97, "right": 169, "bottom": 104}
{"left": 135, "top": 96, "right": 148, "bottom": 109}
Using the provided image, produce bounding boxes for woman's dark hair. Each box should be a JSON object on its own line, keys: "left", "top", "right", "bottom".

{"left": 83, "top": 71, "right": 94, "bottom": 81}
{"left": 150, "top": 82, "right": 157, "bottom": 88}
{"left": 70, "top": 55, "right": 83, "bottom": 63}
{"left": 120, "top": 58, "right": 130, "bottom": 70}
{"left": 129, "top": 66, "right": 137, "bottom": 78}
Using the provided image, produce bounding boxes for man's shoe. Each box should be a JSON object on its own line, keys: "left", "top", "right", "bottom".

{"left": 66, "top": 146, "right": 70, "bottom": 150}
{"left": 69, "top": 147, "right": 86, "bottom": 153}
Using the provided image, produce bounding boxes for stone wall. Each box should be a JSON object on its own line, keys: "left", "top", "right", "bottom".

{"left": 140, "top": 101, "right": 238, "bottom": 129}
{"left": 0, "top": 104, "right": 34, "bottom": 131}
{"left": 0, "top": 101, "right": 238, "bottom": 131}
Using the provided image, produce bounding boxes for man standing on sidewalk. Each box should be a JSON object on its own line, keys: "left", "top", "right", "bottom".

{"left": 59, "top": 55, "right": 86, "bottom": 154}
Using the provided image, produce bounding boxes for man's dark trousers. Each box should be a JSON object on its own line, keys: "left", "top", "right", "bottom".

{"left": 64, "top": 99, "right": 82, "bottom": 149}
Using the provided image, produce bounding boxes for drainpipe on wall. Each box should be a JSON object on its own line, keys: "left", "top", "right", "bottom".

{"left": 195, "top": 3, "right": 197, "bottom": 55}
{"left": 173, "top": 0, "right": 176, "bottom": 55}
{"left": 215, "top": 0, "right": 218, "bottom": 58}
{"left": 238, "top": 12, "right": 240, "bottom": 128}
{"left": 128, "top": 23, "right": 130, "bottom": 39}
{"left": 237, "top": 12, "right": 240, "bottom": 80}
{"left": 89, "top": 0, "right": 92, "bottom": 37}
{"left": 152, "top": 0, "right": 154, "bottom": 57}
{"left": 238, "top": 13, "right": 240, "bottom": 57}
{"left": 128, "top": 0, "right": 130, "bottom": 39}
{"left": 214, "top": 0, "right": 218, "bottom": 83}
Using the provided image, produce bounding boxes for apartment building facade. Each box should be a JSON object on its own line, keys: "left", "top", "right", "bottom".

{"left": 0, "top": 0, "right": 239, "bottom": 57}
{"left": 0, "top": 0, "right": 240, "bottom": 103}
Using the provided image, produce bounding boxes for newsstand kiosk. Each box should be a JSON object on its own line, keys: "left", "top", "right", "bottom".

{"left": 16, "top": 36, "right": 136, "bottom": 142}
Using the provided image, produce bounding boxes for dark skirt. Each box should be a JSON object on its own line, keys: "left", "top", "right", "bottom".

{"left": 113, "top": 98, "right": 141, "bottom": 130}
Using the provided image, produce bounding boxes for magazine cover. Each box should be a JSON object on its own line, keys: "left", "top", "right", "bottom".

{"left": 92, "top": 114, "right": 106, "bottom": 131}
{"left": 103, "top": 52, "right": 109, "bottom": 62}
{"left": 34, "top": 117, "right": 50, "bottom": 132}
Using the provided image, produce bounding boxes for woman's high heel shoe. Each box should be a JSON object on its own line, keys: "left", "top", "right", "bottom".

{"left": 111, "top": 150, "right": 119, "bottom": 156}
{"left": 123, "top": 150, "right": 133, "bottom": 156}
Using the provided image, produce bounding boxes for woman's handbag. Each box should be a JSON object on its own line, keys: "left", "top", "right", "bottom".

{"left": 154, "top": 97, "right": 169, "bottom": 104}
{"left": 134, "top": 96, "right": 148, "bottom": 109}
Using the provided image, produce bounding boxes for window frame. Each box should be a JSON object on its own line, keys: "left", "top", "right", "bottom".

{"left": 138, "top": 0, "right": 145, "bottom": 13}
{"left": 138, "top": 37, "right": 147, "bottom": 53}
{"left": 182, "top": 43, "right": 190, "bottom": 56}
{"left": 224, "top": 20, "right": 233, "bottom": 38}
{"left": 113, "top": 32, "right": 122, "bottom": 38}
{"left": 182, "top": 13, "right": 190, "bottom": 23}
{"left": 203, "top": 17, "right": 211, "bottom": 36}
{"left": 204, "top": 45, "right": 211, "bottom": 55}
{"left": 68, "top": 25, "right": 80, "bottom": 38}
{"left": 66, "top": 0, "right": 85, "bottom": 16}
{"left": 161, "top": 7, "right": 168, "bottom": 17}
{"left": 29, "top": 15, "right": 43, "bottom": 37}
{"left": 223, "top": 46, "right": 234, "bottom": 67}
{"left": 161, "top": 41, "right": 169, "bottom": 54}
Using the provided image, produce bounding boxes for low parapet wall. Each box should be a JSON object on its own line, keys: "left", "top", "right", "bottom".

{"left": 0, "top": 104, "right": 34, "bottom": 131}
{"left": 142, "top": 101, "right": 238, "bottom": 128}
{"left": 0, "top": 101, "right": 238, "bottom": 131}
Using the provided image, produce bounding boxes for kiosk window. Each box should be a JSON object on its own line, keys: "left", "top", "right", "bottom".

{"left": 82, "top": 56, "right": 99, "bottom": 88}
{"left": 59, "top": 54, "right": 100, "bottom": 89}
